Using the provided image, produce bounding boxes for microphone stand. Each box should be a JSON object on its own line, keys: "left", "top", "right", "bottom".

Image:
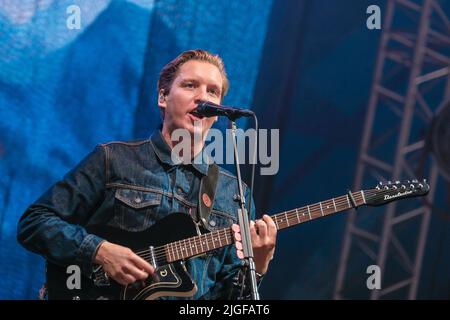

{"left": 230, "top": 120, "right": 260, "bottom": 300}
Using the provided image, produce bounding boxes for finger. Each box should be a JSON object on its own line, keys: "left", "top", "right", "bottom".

{"left": 232, "top": 224, "right": 242, "bottom": 241}
{"left": 235, "top": 241, "right": 243, "bottom": 251}
{"left": 133, "top": 268, "right": 149, "bottom": 280}
{"left": 123, "top": 264, "right": 148, "bottom": 281}
{"left": 236, "top": 250, "right": 244, "bottom": 259}
{"left": 249, "top": 221, "right": 258, "bottom": 239}
{"left": 119, "top": 274, "right": 137, "bottom": 285}
{"left": 255, "top": 219, "right": 268, "bottom": 238}
{"left": 130, "top": 254, "right": 155, "bottom": 275}
{"left": 263, "top": 214, "right": 277, "bottom": 237}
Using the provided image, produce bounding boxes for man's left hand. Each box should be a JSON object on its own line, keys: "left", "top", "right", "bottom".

{"left": 232, "top": 214, "right": 277, "bottom": 275}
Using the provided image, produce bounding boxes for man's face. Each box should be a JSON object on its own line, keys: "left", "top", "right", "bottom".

{"left": 159, "top": 60, "right": 222, "bottom": 138}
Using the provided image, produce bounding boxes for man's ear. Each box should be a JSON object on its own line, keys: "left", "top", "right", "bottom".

{"left": 158, "top": 89, "right": 166, "bottom": 109}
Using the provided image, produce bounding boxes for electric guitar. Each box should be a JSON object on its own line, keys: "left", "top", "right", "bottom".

{"left": 46, "top": 179, "right": 429, "bottom": 300}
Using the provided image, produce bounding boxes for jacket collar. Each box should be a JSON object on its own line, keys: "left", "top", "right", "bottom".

{"left": 150, "top": 130, "right": 209, "bottom": 176}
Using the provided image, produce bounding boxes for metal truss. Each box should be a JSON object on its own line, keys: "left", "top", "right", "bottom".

{"left": 334, "top": 0, "right": 450, "bottom": 299}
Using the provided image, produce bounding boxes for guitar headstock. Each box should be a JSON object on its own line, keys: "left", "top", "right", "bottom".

{"left": 365, "top": 179, "right": 430, "bottom": 206}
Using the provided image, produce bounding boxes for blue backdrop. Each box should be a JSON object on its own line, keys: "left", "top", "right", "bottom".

{"left": 1, "top": 0, "right": 449, "bottom": 299}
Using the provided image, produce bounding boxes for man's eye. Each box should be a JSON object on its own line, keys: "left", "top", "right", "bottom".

{"left": 184, "top": 83, "right": 194, "bottom": 88}
{"left": 208, "top": 89, "right": 219, "bottom": 96}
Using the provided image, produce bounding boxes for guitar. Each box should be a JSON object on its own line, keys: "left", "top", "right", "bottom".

{"left": 46, "top": 179, "right": 429, "bottom": 300}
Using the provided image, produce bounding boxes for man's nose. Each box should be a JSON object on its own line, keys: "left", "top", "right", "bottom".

{"left": 195, "top": 87, "right": 209, "bottom": 102}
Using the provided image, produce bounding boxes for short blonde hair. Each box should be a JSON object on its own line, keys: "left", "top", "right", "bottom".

{"left": 158, "top": 49, "right": 229, "bottom": 99}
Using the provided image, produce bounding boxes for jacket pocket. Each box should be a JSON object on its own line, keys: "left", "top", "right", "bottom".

{"left": 206, "top": 210, "right": 236, "bottom": 231}
{"left": 109, "top": 188, "right": 162, "bottom": 232}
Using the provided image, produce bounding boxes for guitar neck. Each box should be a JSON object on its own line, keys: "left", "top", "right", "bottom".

{"left": 157, "top": 190, "right": 367, "bottom": 263}
{"left": 270, "top": 190, "right": 366, "bottom": 231}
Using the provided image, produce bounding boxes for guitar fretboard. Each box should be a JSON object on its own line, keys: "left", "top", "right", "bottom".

{"left": 153, "top": 190, "right": 366, "bottom": 264}
{"left": 270, "top": 191, "right": 366, "bottom": 230}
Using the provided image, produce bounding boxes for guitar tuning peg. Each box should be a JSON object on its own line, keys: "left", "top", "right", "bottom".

{"left": 395, "top": 180, "right": 400, "bottom": 184}
{"left": 392, "top": 185, "right": 398, "bottom": 190}
{"left": 412, "top": 179, "right": 418, "bottom": 183}
{"left": 423, "top": 179, "right": 427, "bottom": 183}
{"left": 379, "top": 181, "right": 383, "bottom": 185}
{"left": 407, "top": 180, "right": 411, "bottom": 184}
{"left": 376, "top": 186, "right": 381, "bottom": 190}
{"left": 418, "top": 183, "right": 424, "bottom": 189}
{"left": 410, "top": 184, "right": 415, "bottom": 189}
{"left": 388, "top": 180, "right": 392, "bottom": 185}
{"left": 384, "top": 185, "right": 389, "bottom": 190}
{"left": 401, "top": 184, "right": 406, "bottom": 190}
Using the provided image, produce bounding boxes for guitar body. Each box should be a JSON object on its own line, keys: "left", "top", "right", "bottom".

{"left": 46, "top": 213, "right": 200, "bottom": 300}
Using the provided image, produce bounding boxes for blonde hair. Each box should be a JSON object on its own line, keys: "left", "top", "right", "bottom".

{"left": 158, "top": 49, "right": 229, "bottom": 99}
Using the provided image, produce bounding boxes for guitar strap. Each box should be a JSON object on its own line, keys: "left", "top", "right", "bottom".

{"left": 196, "top": 162, "right": 219, "bottom": 231}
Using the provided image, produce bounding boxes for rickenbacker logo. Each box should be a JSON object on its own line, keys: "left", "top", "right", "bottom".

{"left": 384, "top": 190, "right": 413, "bottom": 200}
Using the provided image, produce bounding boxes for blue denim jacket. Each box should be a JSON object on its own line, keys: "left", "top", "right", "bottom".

{"left": 17, "top": 131, "right": 258, "bottom": 299}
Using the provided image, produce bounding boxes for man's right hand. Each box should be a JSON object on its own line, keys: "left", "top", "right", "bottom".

{"left": 94, "top": 241, "right": 155, "bottom": 285}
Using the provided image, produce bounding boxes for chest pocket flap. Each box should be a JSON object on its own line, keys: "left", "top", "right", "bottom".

{"left": 115, "top": 188, "right": 162, "bottom": 209}
{"left": 111, "top": 188, "right": 163, "bottom": 232}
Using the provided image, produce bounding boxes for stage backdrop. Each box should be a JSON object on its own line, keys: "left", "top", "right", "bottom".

{"left": 1, "top": 0, "right": 449, "bottom": 300}
{"left": 0, "top": 0, "right": 272, "bottom": 299}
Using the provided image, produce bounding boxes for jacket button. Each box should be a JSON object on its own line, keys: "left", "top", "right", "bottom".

{"left": 134, "top": 197, "right": 142, "bottom": 204}
{"left": 209, "top": 220, "right": 216, "bottom": 227}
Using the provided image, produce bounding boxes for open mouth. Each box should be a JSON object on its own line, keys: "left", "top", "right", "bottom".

{"left": 189, "top": 110, "right": 205, "bottom": 121}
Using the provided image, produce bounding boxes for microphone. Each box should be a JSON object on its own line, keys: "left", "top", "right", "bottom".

{"left": 192, "top": 100, "right": 254, "bottom": 121}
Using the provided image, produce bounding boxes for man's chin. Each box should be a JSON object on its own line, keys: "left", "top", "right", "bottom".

{"left": 187, "top": 120, "right": 206, "bottom": 134}
{"left": 174, "top": 124, "right": 202, "bottom": 138}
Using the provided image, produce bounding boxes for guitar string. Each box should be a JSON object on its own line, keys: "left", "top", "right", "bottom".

{"left": 123, "top": 187, "right": 422, "bottom": 264}
{"left": 136, "top": 192, "right": 364, "bottom": 260}
{"left": 138, "top": 188, "right": 408, "bottom": 263}
{"left": 135, "top": 191, "right": 369, "bottom": 262}
{"left": 135, "top": 188, "right": 410, "bottom": 262}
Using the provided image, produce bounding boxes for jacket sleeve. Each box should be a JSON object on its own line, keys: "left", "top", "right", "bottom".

{"left": 17, "top": 145, "right": 107, "bottom": 276}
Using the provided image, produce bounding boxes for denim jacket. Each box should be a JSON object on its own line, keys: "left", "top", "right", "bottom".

{"left": 17, "top": 131, "right": 259, "bottom": 300}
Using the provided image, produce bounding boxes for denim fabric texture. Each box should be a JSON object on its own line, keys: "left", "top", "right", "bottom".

{"left": 17, "top": 130, "right": 259, "bottom": 299}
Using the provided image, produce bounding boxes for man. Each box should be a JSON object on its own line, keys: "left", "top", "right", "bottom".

{"left": 17, "top": 49, "right": 277, "bottom": 300}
